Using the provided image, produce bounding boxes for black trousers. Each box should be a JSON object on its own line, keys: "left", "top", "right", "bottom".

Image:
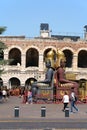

{"left": 63, "top": 103, "right": 68, "bottom": 110}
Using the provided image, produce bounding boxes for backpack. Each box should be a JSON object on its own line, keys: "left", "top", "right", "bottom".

{"left": 74, "top": 96, "right": 77, "bottom": 102}
{"left": 70, "top": 92, "right": 77, "bottom": 102}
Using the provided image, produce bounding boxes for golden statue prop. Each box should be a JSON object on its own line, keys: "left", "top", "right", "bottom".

{"left": 46, "top": 49, "right": 79, "bottom": 98}
{"left": 31, "top": 48, "right": 79, "bottom": 101}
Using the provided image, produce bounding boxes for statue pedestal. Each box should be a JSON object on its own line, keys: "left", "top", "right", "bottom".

{"left": 36, "top": 85, "right": 53, "bottom": 101}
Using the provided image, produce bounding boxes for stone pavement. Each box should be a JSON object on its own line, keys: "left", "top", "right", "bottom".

{"left": 0, "top": 96, "right": 87, "bottom": 120}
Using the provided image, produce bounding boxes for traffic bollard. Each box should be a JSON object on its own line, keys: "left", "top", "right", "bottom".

{"left": 14, "top": 106, "right": 19, "bottom": 117}
{"left": 41, "top": 106, "right": 46, "bottom": 117}
{"left": 65, "top": 107, "right": 69, "bottom": 117}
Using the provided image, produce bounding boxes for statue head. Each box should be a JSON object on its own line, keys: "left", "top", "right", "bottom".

{"left": 45, "top": 59, "right": 51, "bottom": 68}
{"left": 54, "top": 50, "right": 66, "bottom": 69}
{"left": 46, "top": 49, "right": 55, "bottom": 59}
{"left": 45, "top": 49, "right": 66, "bottom": 69}
{"left": 45, "top": 49, "right": 55, "bottom": 68}
{"left": 60, "top": 59, "right": 66, "bottom": 68}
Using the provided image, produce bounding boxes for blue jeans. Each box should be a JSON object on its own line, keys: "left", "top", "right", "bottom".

{"left": 28, "top": 97, "right": 32, "bottom": 103}
{"left": 70, "top": 100, "right": 78, "bottom": 112}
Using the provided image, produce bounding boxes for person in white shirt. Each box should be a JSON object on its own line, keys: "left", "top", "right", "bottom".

{"left": 62, "top": 92, "right": 69, "bottom": 111}
{"left": 62, "top": 91, "right": 69, "bottom": 112}
{"left": 2, "top": 89, "right": 7, "bottom": 101}
{"left": 2, "top": 89, "right": 7, "bottom": 97}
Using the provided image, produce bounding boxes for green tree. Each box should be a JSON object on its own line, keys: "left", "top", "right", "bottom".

{"left": 0, "top": 27, "right": 10, "bottom": 75}
{"left": 0, "top": 26, "right": 6, "bottom": 34}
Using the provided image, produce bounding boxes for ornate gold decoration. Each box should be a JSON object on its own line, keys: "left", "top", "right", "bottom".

{"left": 45, "top": 49, "right": 55, "bottom": 68}
{"left": 66, "top": 73, "right": 76, "bottom": 80}
{"left": 55, "top": 49, "right": 66, "bottom": 68}
{"left": 45, "top": 49, "right": 66, "bottom": 69}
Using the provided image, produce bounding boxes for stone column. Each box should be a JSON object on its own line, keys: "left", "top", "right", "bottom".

{"left": 72, "top": 53, "right": 78, "bottom": 71}
{"left": 3, "top": 80, "right": 9, "bottom": 88}
{"left": 4, "top": 50, "right": 8, "bottom": 60}
{"left": 21, "top": 53, "right": 26, "bottom": 68}
{"left": 39, "top": 53, "right": 44, "bottom": 71}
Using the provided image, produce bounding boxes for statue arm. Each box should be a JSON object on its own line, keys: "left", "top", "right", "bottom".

{"left": 43, "top": 68, "right": 54, "bottom": 84}
{"left": 58, "top": 68, "right": 75, "bottom": 84}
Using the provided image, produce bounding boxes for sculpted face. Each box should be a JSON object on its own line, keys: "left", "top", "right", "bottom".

{"left": 45, "top": 60, "right": 51, "bottom": 68}
{"left": 60, "top": 59, "right": 66, "bottom": 67}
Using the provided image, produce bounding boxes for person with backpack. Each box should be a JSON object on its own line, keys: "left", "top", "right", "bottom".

{"left": 70, "top": 88, "right": 79, "bottom": 113}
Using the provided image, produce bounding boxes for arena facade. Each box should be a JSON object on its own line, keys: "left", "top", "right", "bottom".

{"left": 0, "top": 23, "right": 87, "bottom": 100}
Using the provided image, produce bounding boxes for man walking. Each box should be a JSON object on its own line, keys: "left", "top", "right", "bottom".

{"left": 70, "top": 88, "right": 79, "bottom": 113}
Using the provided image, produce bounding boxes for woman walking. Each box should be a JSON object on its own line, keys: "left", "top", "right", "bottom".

{"left": 62, "top": 92, "right": 69, "bottom": 112}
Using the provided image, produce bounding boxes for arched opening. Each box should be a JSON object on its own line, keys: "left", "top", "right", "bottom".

{"left": 9, "top": 77, "right": 20, "bottom": 88}
{"left": 0, "top": 50, "right": 4, "bottom": 60}
{"left": 9, "top": 48, "right": 21, "bottom": 65}
{"left": 63, "top": 49, "right": 73, "bottom": 67}
{"left": 0, "top": 78, "right": 3, "bottom": 87}
{"left": 78, "top": 50, "right": 87, "bottom": 68}
{"left": 25, "top": 78, "right": 37, "bottom": 88}
{"left": 26, "top": 48, "right": 39, "bottom": 67}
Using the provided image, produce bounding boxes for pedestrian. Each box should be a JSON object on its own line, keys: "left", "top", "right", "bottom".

{"left": 22, "top": 88, "right": 28, "bottom": 104}
{"left": 2, "top": 89, "right": 7, "bottom": 101}
{"left": 70, "top": 88, "right": 79, "bottom": 113}
{"left": 0, "top": 88, "right": 2, "bottom": 101}
{"left": 62, "top": 91, "right": 69, "bottom": 112}
{"left": 27, "top": 89, "right": 33, "bottom": 104}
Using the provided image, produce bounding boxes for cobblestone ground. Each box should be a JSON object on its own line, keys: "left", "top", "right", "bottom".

{"left": 1, "top": 96, "right": 87, "bottom": 129}
{"left": 0, "top": 96, "right": 87, "bottom": 119}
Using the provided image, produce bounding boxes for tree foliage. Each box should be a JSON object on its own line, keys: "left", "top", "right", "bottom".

{"left": 0, "top": 27, "right": 8, "bottom": 75}
{"left": 0, "top": 26, "right": 6, "bottom": 34}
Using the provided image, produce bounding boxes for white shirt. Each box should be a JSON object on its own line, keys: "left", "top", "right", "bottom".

{"left": 63, "top": 95, "right": 69, "bottom": 103}
{"left": 2, "top": 90, "right": 7, "bottom": 96}
{"left": 71, "top": 92, "right": 75, "bottom": 101}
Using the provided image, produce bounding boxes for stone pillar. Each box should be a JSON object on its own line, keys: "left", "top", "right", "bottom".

{"left": 21, "top": 53, "right": 26, "bottom": 68}
{"left": 72, "top": 53, "right": 78, "bottom": 71}
{"left": 4, "top": 50, "right": 8, "bottom": 60}
{"left": 3, "top": 81, "right": 9, "bottom": 88}
{"left": 21, "top": 82, "right": 25, "bottom": 87}
{"left": 39, "top": 54, "right": 44, "bottom": 71}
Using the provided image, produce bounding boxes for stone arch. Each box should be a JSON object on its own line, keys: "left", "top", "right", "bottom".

{"left": 9, "top": 77, "right": 21, "bottom": 88}
{"left": 77, "top": 48, "right": 87, "bottom": 54}
{"left": 8, "top": 48, "right": 21, "bottom": 65}
{"left": 25, "top": 78, "right": 36, "bottom": 87}
{"left": 24, "top": 45, "right": 40, "bottom": 53}
{"left": 26, "top": 48, "right": 39, "bottom": 67}
{"left": 61, "top": 47, "right": 74, "bottom": 53}
{"left": 78, "top": 50, "right": 87, "bottom": 68}
{"left": 7, "top": 45, "right": 22, "bottom": 53}
{"left": 43, "top": 46, "right": 56, "bottom": 54}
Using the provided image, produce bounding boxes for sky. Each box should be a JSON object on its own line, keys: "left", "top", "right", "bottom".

{"left": 0, "top": 0, "right": 87, "bottom": 38}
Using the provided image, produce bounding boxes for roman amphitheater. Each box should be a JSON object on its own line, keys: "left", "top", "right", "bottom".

{"left": 0, "top": 23, "right": 87, "bottom": 100}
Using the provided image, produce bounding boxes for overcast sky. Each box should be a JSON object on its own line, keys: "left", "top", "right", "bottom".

{"left": 0, "top": 0, "right": 87, "bottom": 38}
